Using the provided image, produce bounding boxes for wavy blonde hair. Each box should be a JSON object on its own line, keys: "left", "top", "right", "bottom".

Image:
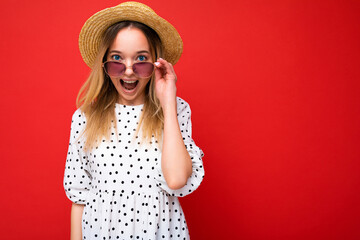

{"left": 76, "top": 21, "right": 164, "bottom": 150}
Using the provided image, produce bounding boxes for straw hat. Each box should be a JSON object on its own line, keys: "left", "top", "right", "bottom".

{"left": 79, "top": 1, "right": 183, "bottom": 68}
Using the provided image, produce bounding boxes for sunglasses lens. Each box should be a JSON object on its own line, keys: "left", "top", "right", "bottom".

{"left": 133, "top": 62, "right": 154, "bottom": 78}
{"left": 104, "top": 62, "right": 126, "bottom": 77}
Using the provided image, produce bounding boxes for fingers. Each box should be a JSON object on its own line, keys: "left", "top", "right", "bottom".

{"left": 155, "top": 58, "right": 174, "bottom": 75}
{"left": 154, "top": 63, "right": 163, "bottom": 82}
{"left": 168, "top": 63, "right": 177, "bottom": 83}
{"left": 154, "top": 58, "right": 177, "bottom": 82}
{"left": 169, "top": 63, "right": 177, "bottom": 83}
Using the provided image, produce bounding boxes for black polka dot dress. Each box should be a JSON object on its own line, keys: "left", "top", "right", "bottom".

{"left": 63, "top": 97, "right": 204, "bottom": 240}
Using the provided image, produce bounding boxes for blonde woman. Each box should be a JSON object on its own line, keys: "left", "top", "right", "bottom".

{"left": 63, "top": 2, "right": 204, "bottom": 239}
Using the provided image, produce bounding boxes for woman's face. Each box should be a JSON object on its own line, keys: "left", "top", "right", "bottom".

{"left": 106, "top": 27, "right": 153, "bottom": 105}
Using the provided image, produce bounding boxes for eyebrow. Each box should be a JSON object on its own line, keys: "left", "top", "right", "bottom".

{"left": 109, "top": 50, "right": 150, "bottom": 54}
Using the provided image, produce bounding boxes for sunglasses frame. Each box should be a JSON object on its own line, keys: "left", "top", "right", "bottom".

{"left": 102, "top": 61, "right": 156, "bottom": 79}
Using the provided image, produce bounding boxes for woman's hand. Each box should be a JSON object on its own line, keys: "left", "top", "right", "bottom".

{"left": 154, "top": 58, "right": 177, "bottom": 110}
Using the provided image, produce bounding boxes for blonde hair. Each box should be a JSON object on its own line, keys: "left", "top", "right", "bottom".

{"left": 76, "top": 21, "right": 164, "bottom": 150}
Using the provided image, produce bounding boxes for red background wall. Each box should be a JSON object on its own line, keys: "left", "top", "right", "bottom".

{"left": 1, "top": 0, "right": 359, "bottom": 239}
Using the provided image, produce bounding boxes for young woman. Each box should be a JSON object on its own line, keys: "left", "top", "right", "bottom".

{"left": 63, "top": 2, "right": 204, "bottom": 239}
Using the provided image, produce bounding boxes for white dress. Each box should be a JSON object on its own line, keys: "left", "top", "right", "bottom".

{"left": 63, "top": 97, "right": 204, "bottom": 240}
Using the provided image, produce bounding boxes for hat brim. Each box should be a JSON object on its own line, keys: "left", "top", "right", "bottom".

{"left": 79, "top": 2, "right": 183, "bottom": 68}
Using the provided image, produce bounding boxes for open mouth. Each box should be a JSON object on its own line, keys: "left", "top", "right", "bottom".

{"left": 120, "top": 79, "right": 139, "bottom": 91}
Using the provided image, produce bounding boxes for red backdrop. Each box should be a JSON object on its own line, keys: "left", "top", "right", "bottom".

{"left": 1, "top": 0, "right": 359, "bottom": 239}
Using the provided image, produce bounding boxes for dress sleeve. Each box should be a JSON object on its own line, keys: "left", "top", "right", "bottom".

{"left": 63, "top": 109, "right": 92, "bottom": 204}
{"left": 155, "top": 97, "right": 205, "bottom": 197}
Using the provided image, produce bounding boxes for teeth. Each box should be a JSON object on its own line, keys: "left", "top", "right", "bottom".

{"left": 123, "top": 80, "right": 136, "bottom": 83}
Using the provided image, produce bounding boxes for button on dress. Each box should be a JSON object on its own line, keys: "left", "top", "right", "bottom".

{"left": 63, "top": 97, "right": 204, "bottom": 240}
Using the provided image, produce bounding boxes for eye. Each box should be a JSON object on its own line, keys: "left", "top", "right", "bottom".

{"left": 111, "top": 55, "right": 121, "bottom": 61}
{"left": 136, "top": 55, "right": 147, "bottom": 61}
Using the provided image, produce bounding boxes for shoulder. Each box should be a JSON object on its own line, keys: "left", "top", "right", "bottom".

{"left": 71, "top": 108, "right": 86, "bottom": 121}
{"left": 70, "top": 108, "right": 87, "bottom": 130}
{"left": 176, "top": 96, "right": 191, "bottom": 115}
{"left": 176, "top": 96, "right": 192, "bottom": 126}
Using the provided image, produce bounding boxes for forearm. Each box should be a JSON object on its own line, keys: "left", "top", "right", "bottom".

{"left": 161, "top": 101, "right": 192, "bottom": 190}
{"left": 71, "top": 203, "right": 84, "bottom": 240}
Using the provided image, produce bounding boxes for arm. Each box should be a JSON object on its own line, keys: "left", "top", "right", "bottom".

{"left": 63, "top": 110, "right": 91, "bottom": 238}
{"left": 154, "top": 58, "right": 192, "bottom": 189}
{"left": 154, "top": 97, "right": 205, "bottom": 197}
{"left": 162, "top": 102, "right": 192, "bottom": 189}
{"left": 70, "top": 203, "right": 84, "bottom": 240}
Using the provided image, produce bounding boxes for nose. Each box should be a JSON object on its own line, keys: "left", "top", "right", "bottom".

{"left": 123, "top": 60, "right": 134, "bottom": 77}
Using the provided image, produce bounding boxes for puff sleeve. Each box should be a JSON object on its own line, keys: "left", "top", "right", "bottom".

{"left": 63, "top": 109, "right": 92, "bottom": 204}
{"left": 155, "top": 97, "right": 205, "bottom": 197}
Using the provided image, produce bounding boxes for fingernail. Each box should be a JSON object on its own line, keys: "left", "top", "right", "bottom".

{"left": 155, "top": 62, "right": 160, "bottom": 66}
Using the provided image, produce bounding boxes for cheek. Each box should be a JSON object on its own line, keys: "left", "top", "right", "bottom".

{"left": 109, "top": 77, "right": 119, "bottom": 86}
{"left": 141, "top": 78, "right": 152, "bottom": 88}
